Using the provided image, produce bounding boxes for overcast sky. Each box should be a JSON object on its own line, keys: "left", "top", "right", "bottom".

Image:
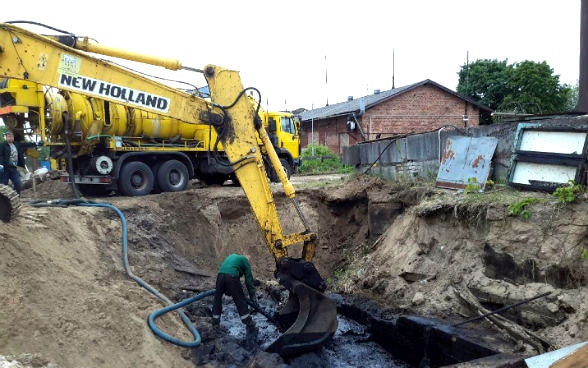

{"left": 2, "top": 0, "right": 582, "bottom": 112}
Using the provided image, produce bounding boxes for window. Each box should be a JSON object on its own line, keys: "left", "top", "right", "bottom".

{"left": 281, "top": 117, "right": 295, "bottom": 134}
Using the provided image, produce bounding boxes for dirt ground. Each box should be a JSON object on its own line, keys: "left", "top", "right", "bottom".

{"left": 1, "top": 173, "right": 587, "bottom": 367}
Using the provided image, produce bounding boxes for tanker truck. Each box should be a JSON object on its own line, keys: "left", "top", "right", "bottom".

{"left": 0, "top": 77, "right": 301, "bottom": 196}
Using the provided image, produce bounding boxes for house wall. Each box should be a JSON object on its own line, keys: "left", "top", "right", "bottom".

{"left": 360, "top": 85, "right": 481, "bottom": 137}
{"left": 300, "top": 85, "right": 482, "bottom": 157}
{"left": 301, "top": 117, "right": 364, "bottom": 156}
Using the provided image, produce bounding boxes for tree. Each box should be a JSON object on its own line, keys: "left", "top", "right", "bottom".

{"left": 457, "top": 59, "right": 572, "bottom": 121}
{"left": 565, "top": 81, "right": 579, "bottom": 112}
{"left": 501, "top": 61, "right": 571, "bottom": 114}
{"left": 0, "top": 124, "right": 7, "bottom": 142}
{"left": 457, "top": 59, "right": 511, "bottom": 111}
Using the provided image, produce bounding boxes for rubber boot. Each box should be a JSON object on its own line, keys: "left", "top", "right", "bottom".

{"left": 244, "top": 316, "right": 256, "bottom": 332}
{"left": 243, "top": 316, "right": 259, "bottom": 346}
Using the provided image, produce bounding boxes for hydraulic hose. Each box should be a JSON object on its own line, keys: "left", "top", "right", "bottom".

{"left": 31, "top": 198, "right": 215, "bottom": 347}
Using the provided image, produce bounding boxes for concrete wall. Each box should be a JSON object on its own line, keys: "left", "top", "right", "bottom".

{"left": 342, "top": 115, "right": 585, "bottom": 183}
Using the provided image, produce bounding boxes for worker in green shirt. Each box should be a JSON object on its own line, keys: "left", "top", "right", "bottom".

{"left": 211, "top": 254, "right": 258, "bottom": 332}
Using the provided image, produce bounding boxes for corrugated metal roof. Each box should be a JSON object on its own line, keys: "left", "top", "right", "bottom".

{"left": 299, "top": 79, "right": 492, "bottom": 122}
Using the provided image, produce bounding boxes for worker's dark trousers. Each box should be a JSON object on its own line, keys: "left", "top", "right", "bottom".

{"left": 212, "top": 273, "right": 250, "bottom": 321}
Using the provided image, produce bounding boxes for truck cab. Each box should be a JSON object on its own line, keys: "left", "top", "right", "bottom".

{"left": 264, "top": 111, "right": 301, "bottom": 177}
{"left": 249, "top": 96, "right": 301, "bottom": 180}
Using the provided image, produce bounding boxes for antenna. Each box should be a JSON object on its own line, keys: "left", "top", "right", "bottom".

{"left": 465, "top": 50, "right": 470, "bottom": 91}
{"left": 325, "top": 55, "right": 329, "bottom": 106}
{"left": 392, "top": 49, "right": 395, "bottom": 89}
{"left": 464, "top": 51, "right": 469, "bottom": 127}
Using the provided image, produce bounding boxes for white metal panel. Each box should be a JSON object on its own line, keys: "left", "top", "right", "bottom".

{"left": 510, "top": 161, "right": 577, "bottom": 185}
{"left": 519, "top": 131, "right": 587, "bottom": 154}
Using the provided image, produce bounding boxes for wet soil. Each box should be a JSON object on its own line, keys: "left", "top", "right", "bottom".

{"left": 1, "top": 174, "right": 587, "bottom": 367}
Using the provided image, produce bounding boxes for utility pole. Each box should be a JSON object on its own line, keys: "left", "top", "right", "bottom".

{"left": 577, "top": 0, "right": 588, "bottom": 112}
{"left": 311, "top": 104, "right": 315, "bottom": 156}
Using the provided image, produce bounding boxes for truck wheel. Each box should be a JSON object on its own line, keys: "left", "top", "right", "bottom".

{"left": 119, "top": 161, "right": 154, "bottom": 196}
{"left": 280, "top": 158, "right": 293, "bottom": 179}
{"left": 157, "top": 160, "right": 189, "bottom": 192}
{"left": 264, "top": 159, "right": 279, "bottom": 183}
{"left": 0, "top": 184, "right": 20, "bottom": 222}
{"left": 266, "top": 158, "right": 292, "bottom": 183}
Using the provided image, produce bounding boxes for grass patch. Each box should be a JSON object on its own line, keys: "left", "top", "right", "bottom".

{"left": 299, "top": 144, "right": 353, "bottom": 175}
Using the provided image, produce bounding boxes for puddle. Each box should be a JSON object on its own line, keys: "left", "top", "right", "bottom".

{"left": 323, "top": 317, "right": 412, "bottom": 368}
{"left": 193, "top": 293, "right": 500, "bottom": 367}
{"left": 218, "top": 298, "right": 410, "bottom": 367}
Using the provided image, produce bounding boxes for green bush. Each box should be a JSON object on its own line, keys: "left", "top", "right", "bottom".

{"left": 509, "top": 197, "right": 539, "bottom": 219}
{"left": 0, "top": 126, "right": 7, "bottom": 142}
{"left": 299, "top": 144, "right": 353, "bottom": 174}
{"left": 552, "top": 180, "right": 585, "bottom": 204}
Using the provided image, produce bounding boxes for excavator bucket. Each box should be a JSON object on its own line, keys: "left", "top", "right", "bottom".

{"left": 266, "top": 279, "right": 338, "bottom": 356}
{"left": 266, "top": 258, "right": 338, "bottom": 356}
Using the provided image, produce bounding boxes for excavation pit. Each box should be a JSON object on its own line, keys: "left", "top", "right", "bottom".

{"left": 2, "top": 175, "right": 587, "bottom": 367}
{"left": 186, "top": 291, "right": 513, "bottom": 367}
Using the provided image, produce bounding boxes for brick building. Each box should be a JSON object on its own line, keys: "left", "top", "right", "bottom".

{"left": 298, "top": 79, "right": 492, "bottom": 156}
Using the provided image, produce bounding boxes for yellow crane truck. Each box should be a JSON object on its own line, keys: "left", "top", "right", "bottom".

{"left": 0, "top": 21, "right": 336, "bottom": 356}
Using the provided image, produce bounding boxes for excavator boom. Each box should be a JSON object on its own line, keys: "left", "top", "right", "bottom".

{"left": 0, "top": 22, "right": 337, "bottom": 355}
{"left": 205, "top": 65, "right": 338, "bottom": 354}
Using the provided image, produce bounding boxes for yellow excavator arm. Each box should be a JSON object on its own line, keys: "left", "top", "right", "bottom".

{"left": 0, "top": 22, "right": 309, "bottom": 258}
{"left": 0, "top": 22, "right": 336, "bottom": 355}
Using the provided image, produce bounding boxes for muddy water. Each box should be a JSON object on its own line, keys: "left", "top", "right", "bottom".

{"left": 218, "top": 300, "right": 411, "bottom": 367}
{"left": 322, "top": 317, "right": 412, "bottom": 368}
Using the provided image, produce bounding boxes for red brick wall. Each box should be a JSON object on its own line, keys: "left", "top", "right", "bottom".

{"left": 301, "top": 117, "right": 353, "bottom": 155}
{"left": 300, "top": 84, "right": 482, "bottom": 157}
{"left": 360, "top": 85, "right": 480, "bottom": 139}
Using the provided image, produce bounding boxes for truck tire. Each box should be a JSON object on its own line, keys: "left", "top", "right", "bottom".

{"left": 280, "top": 158, "right": 293, "bottom": 179}
{"left": 156, "top": 160, "right": 189, "bottom": 192}
{"left": 267, "top": 163, "right": 279, "bottom": 183}
{"left": 268, "top": 158, "right": 293, "bottom": 182}
{"left": 118, "top": 161, "right": 154, "bottom": 196}
{"left": 0, "top": 184, "right": 20, "bottom": 222}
